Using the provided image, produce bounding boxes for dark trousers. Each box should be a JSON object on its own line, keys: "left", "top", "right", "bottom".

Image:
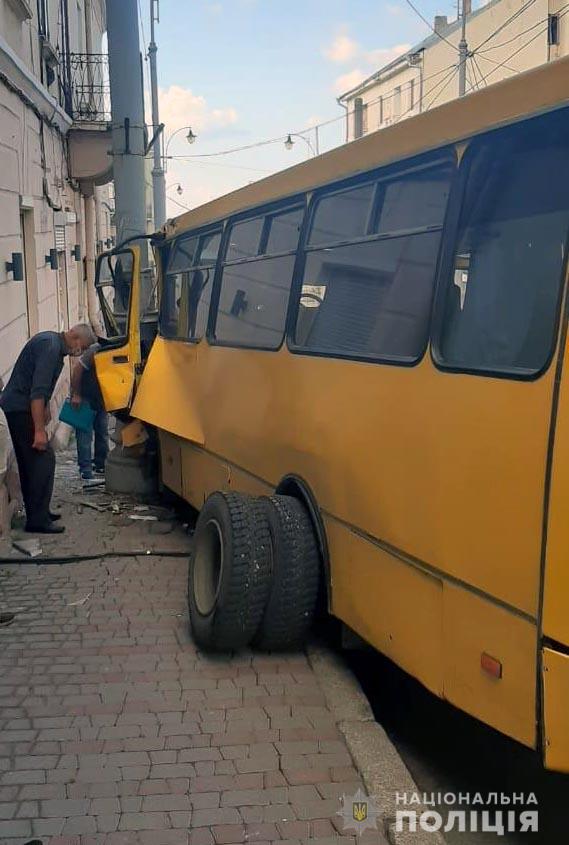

{"left": 5, "top": 410, "right": 55, "bottom": 529}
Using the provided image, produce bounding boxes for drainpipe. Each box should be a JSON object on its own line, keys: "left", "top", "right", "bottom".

{"left": 85, "top": 190, "right": 103, "bottom": 335}
{"left": 336, "top": 97, "right": 349, "bottom": 143}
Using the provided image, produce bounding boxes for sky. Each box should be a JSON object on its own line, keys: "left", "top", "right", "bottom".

{"left": 139, "top": 0, "right": 459, "bottom": 217}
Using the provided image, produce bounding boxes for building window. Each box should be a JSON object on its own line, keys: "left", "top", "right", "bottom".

{"left": 436, "top": 109, "right": 569, "bottom": 376}
{"left": 393, "top": 87, "right": 402, "bottom": 120}
{"left": 378, "top": 96, "right": 384, "bottom": 126}
{"left": 409, "top": 79, "right": 415, "bottom": 111}
{"left": 354, "top": 97, "right": 364, "bottom": 138}
{"left": 548, "top": 14, "right": 559, "bottom": 45}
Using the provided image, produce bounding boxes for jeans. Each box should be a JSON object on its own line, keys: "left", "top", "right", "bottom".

{"left": 76, "top": 410, "right": 109, "bottom": 475}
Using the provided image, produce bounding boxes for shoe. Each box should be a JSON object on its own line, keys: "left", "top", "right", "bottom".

{"left": 49, "top": 512, "right": 62, "bottom": 522}
{"left": 25, "top": 524, "right": 65, "bottom": 534}
{"left": 81, "top": 471, "right": 93, "bottom": 480}
{"left": 94, "top": 467, "right": 105, "bottom": 476}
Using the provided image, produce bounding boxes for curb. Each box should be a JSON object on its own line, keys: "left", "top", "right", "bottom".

{"left": 308, "top": 642, "right": 445, "bottom": 845}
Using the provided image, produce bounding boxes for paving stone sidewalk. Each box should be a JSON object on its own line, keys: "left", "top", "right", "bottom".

{"left": 0, "top": 454, "right": 386, "bottom": 845}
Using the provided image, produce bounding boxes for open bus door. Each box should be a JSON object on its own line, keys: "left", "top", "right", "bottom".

{"left": 93, "top": 246, "right": 142, "bottom": 413}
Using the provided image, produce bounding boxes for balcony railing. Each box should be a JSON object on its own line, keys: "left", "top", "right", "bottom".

{"left": 64, "top": 53, "right": 111, "bottom": 124}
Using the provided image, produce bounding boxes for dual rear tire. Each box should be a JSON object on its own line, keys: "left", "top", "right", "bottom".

{"left": 188, "top": 491, "right": 320, "bottom": 651}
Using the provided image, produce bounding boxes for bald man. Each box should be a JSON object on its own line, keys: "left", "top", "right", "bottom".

{"left": 0, "top": 325, "right": 95, "bottom": 534}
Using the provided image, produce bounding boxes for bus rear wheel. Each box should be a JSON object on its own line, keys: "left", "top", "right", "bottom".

{"left": 188, "top": 491, "right": 272, "bottom": 651}
{"left": 253, "top": 495, "right": 320, "bottom": 651}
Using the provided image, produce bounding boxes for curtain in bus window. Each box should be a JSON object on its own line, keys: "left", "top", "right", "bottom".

{"left": 215, "top": 254, "right": 296, "bottom": 348}
{"left": 438, "top": 109, "right": 569, "bottom": 374}
{"left": 295, "top": 232, "right": 441, "bottom": 358}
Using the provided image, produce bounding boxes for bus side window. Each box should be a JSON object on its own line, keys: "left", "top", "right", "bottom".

{"left": 294, "top": 156, "right": 453, "bottom": 362}
{"left": 213, "top": 205, "right": 304, "bottom": 350}
{"left": 436, "top": 109, "right": 569, "bottom": 376}
{"left": 160, "top": 230, "right": 221, "bottom": 342}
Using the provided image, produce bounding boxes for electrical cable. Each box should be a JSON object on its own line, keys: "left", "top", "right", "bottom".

{"left": 473, "top": 0, "right": 540, "bottom": 53}
{"left": 471, "top": 54, "right": 487, "bottom": 87}
{"left": 423, "top": 66, "right": 460, "bottom": 111}
{"left": 474, "top": 5, "right": 569, "bottom": 87}
{"left": 0, "top": 549, "right": 190, "bottom": 566}
{"left": 168, "top": 62, "right": 460, "bottom": 163}
{"left": 403, "top": 0, "right": 459, "bottom": 50}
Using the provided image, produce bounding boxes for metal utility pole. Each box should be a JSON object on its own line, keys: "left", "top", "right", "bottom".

{"left": 458, "top": 0, "right": 470, "bottom": 96}
{"left": 148, "top": 0, "right": 166, "bottom": 228}
{"left": 106, "top": 0, "right": 148, "bottom": 261}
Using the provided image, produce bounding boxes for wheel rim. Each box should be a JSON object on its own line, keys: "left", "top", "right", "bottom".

{"left": 193, "top": 518, "right": 224, "bottom": 616}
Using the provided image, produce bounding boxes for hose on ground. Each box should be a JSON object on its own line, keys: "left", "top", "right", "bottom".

{"left": 0, "top": 550, "right": 189, "bottom": 566}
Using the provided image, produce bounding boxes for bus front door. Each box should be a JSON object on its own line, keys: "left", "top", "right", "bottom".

{"left": 93, "top": 246, "right": 142, "bottom": 413}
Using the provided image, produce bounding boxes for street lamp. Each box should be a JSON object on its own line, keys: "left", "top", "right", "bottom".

{"left": 165, "top": 126, "right": 198, "bottom": 157}
{"left": 284, "top": 132, "right": 317, "bottom": 157}
{"left": 166, "top": 183, "right": 183, "bottom": 195}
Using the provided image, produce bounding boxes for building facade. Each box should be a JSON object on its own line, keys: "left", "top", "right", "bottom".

{"left": 338, "top": 0, "right": 568, "bottom": 140}
{"left": 0, "top": 0, "right": 115, "bottom": 532}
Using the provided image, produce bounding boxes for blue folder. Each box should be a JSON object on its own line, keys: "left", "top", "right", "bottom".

{"left": 59, "top": 399, "right": 96, "bottom": 432}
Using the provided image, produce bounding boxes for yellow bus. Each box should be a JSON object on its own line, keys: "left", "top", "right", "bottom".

{"left": 95, "top": 57, "right": 569, "bottom": 771}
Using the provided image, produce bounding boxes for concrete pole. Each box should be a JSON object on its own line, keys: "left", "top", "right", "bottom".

{"left": 458, "top": 0, "right": 468, "bottom": 97}
{"left": 105, "top": 0, "right": 148, "bottom": 262}
{"left": 149, "top": 0, "right": 166, "bottom": 228}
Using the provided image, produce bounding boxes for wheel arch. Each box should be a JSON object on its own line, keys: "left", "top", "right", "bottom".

{"left": 275, "top": 474, "right": 332, "bottom": 611}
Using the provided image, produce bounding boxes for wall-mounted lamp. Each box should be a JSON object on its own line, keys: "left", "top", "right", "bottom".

{"left": 45, "top": 249, "right": 58, "bottom": 270}
{"left": 5, "top": 252, "right": 24, "bottom": 281}
{"left": 71, "top": 244, "right": 81, "bottom": 261}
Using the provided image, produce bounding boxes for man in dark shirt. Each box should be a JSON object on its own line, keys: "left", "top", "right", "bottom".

{"left": 70, "top": 343, "right": 109, "bottom": 479}
{"left": 0, "top": 325, "right": 95, "bottom": 533}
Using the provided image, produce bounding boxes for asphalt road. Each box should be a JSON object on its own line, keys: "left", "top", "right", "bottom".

{"left": 345, "top": 647, "right": 569, "bottom": 845}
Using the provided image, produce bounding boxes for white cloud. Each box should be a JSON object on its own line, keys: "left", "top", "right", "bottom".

{"left": 324, "top": 27, "right": 411, "bottom": 94}
{"left": 204, "top": 2, "right": 223, "bottom": 14}
{"left": 305, "top": 114, "right": 323, "bottom": 128}
{"left": 323, "top": 33, "right": 359, "bottom": 63}
{"left": 157, "top": 85, "right": 238, "bottom": 138}
{"left": 334, "top": 69, "right": 367, "bottom": 95}
{"left": 386, "top": 3, "right": 404, "bottom": 15}
{"left": 365, "top": 43, "right": 411, "bottom": 66}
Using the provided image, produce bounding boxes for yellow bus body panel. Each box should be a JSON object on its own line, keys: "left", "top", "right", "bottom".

{"left": 543, "top": 648, "right": 569, "bottom": 772}
{"left": 543, "top": 303, "right": 569, "bottom": 645}
{"left": 442, "top": 585, "right": 536, "bottom": 748}
{"left": 135, "top": 337, "right": 552, "bottom": 617}
{"left": 132, "top": 339, "right": 205, "bottom": 445}
{"left": 325, "top": 516, "right": 445, "bottom": 696}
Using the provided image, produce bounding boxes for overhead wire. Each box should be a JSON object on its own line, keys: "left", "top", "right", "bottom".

{"left": 422, "top": 66, "right": 460, "bottom": 111}
{"left": 474, "top": 5, "right": 569, "bottom": 86}
{"left": 168, "top": 61, "right": 461, "bottom": 163}
{"left": 403, "top": 0, "right": 459, "bottom": 50}
{"left": 473, "top": 0, "right": 540, "bottom": 52}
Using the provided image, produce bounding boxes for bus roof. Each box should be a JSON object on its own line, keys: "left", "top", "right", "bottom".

{"left": 164, "top": 56, "right": 569, "bottom": 239}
